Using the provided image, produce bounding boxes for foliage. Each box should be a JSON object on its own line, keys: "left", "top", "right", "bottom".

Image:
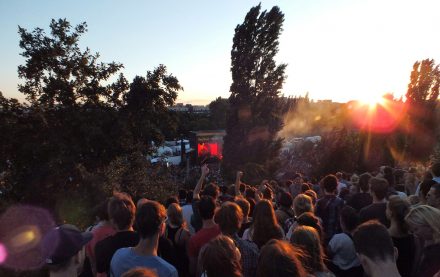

{"left": 208, "top": 97, "right": 229, "bottom": 129}
{"left": 0, "top": 19, "right": 182, "bottom": 226}
{"left": 404, "top": 59, "right": 440, "bottom": 161}
{"left": 222, "top": 4, "right": 287, "bottom": 181}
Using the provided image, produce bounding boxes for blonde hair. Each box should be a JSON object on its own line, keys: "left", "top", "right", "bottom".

{"left": 405, "top": 205, "right": 440, "bottom": 243}
{"left": 290, "top": 226, "right": 326, "bottom": 273}
{"left": 167, "top": 203, "right": 184, "bottom": 227}
{"left": 293, "top": 194, "right": 313, "bottom": 216}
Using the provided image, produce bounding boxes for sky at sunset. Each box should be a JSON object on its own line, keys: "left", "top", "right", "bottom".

{"left": 1, "top": 0, "right": 439, "bottom": 104}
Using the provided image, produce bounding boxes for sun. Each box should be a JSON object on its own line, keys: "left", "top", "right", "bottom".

{"left": 359, "top": 96, "right": 386, "bottom": 109}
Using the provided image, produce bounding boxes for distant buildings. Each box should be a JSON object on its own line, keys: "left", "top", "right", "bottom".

{"left": 169, "top": 103, "right": 209, "bottom": 113}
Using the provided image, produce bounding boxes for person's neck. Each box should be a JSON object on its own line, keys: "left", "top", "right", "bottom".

{"left": 388, "top": 221, "right": 406, "bottom": 237}
{"left": 324, "top": 191, "right": 336, "bottom": 196}
{"left": 133, "top": 235, "right": 159, "bottom": 256}
{"left": 50, "top": 266, "right": 78, "bottom": 277}
{"left": 367, "top": 261, "right": 401, "bottom": 277}
{"left": 372, "top": 196, "right": 386, "bottom": 204}
{"left": 202, "top": 219, "right": 216, "bottom": 229}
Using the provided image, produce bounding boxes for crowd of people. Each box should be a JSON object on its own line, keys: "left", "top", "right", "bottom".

{"left": 41, "top": 162, "right": 440, "bottom": 277}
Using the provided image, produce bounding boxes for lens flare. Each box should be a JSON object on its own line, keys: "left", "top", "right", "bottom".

{"left": 0, "top": 243, "right": 7, "bottom": 264}
{"left": 348, "top": 97, "right": 407, "bottom": 134}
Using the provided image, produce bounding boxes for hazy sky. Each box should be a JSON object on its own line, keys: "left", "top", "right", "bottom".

{"left": 1, "top": 0, "right": 439, "bottom": 104}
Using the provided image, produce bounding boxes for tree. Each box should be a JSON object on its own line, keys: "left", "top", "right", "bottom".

{"left": 208, "top": 97, "right": 229, "bottom": 129}
{"left": 222, "top": 4, "right": 287, "bottom": 181}
{"left": 123, "top": 65, "right": 183, "bottom": 146}
{"left": 404, "top": 59, "right": 440, "bottom": 161}
{"left": 18, "top": 18, "right": 125, "bottom": 108}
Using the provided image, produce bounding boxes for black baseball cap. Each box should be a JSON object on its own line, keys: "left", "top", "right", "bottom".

{"left": 41, "top": 224, "right": 93, "bottom": 265}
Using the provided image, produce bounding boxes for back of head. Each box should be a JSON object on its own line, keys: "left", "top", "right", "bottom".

{"left": 431, "top": 162, "right": 440, "bottom": 177}
{"left": 279, "top": 191, "right": 293, "bottom": 208}
{"left": 290, "top": 226, "right": 325, "bottom": 273}
{"left": 293, "top": 194, "right": 313, "bottom": 216}
{"left": 253, "top": 200, "right": 282, "bottom": 248}
{"left": 167, "top": 203, "right": 184, "bottom": 227}
{"left": 369, "top": 177, "right": 389, "bottom": 200}
{"left": 405, "top": 204, "right": 440, "bottom": 243}
{"left": 165, "top": 196, "right": 179, "bottom": 209}
{"left": 340, "top": 206, "right": 360, "bottom": 232}
{"left": 358, "top": 172, "right": 372, "bottom": 192}
{"left": 387, "top": 195, "right": 410, "bottom": 233}
{"left": 235, "top": 197, "right": 250, "bottom": 217}
{"left": 199, "top": 195, "right": 216, "bottom": 220}
{"left": 108, "top": 193, "right": 136, "bottom": 230}
{"left": 200, "top": 235, "right": 242, "bottom": 277}
{"left": 257, "top": 239, "right": 307, "bottom": 277}
{"left": 303, "top": 190, "right": 317, "bottom": 204}
{"left": 321, "top": 175, "right": 338, "bottom": 194}
{"left": 353, "top": 221, "right": 395, "bottom": 263}
{"left": 136, "top": 201, "right": 166, "bottom": 239}
{"left": 297, "top": 212, "right": 323, "bottom": 238}
{"left": 383, "top": 166, "right": 395, "bottom": 187}
{"left": 420, "top": 180, "right": 436, "bottom": 199}
{"left": 178, "top": 189, "right": 187, "bottom": 201}
{"left": 121, "top": 267, "right": 158, "bottom": 277}
{"left": 203, "top": 183, "right": 220, "bottom": 199}
{"left": 216, "top": 202, "right": 243, "bottom": 236}
{"left": 93, "top": 198, "right": 110, "bottom": 221}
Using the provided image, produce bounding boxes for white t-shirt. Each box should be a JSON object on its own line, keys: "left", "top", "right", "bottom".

{"left": 182, "top": 204, "right": 195, "bottom": 235}
{"left": 328, "top": 233, "right": 361, "bottom": 270}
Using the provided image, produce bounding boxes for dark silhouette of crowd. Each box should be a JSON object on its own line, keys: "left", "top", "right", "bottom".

{"left": 40, "top": 162, "right": 440, "bottom": 277}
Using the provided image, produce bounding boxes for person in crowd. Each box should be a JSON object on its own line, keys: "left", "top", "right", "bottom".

{"left": 327, "top": 206, "right": 363, "bottom": 277}
{"left": 242, "top": 199, "right": 284, "bottom": 249}
{"left": 352, "top": 221, "right": 401, "bottom": 277}
{"left": 285, "top": 194, "right": 314, "bottom": 239}
{"left": 165, "top": 197, "right": 179, "bottom": 209}
{"left": 426, "top": 183, "right": 440, "bottom": 209}
{"left": 296, "top": 212, "right": 324, "bottom": 240}
{"left": 85, "top": 199, "right": 116, "bottom": 276}
{"left": 178, "top": 189, "right": 188, "bottom": 206}
{"left": 188, "top": 195, "right": 221, "bottom": 276}
{"left": 235, "top": 197, "right": 253, "bottom": 238}
{"left": 95, "top": 193, "right": 138, "bottom": 277}
{"left": 359, "top": 177, "right": 390, "bottom": 227}
{"left": 402, "top": 169, "right": 417, "bottom": 195}
{"left": 347, "top": 173, "right": 373, "bottom": 211}
{"left": 42, "top": 224, "right": 93, "bottom": 277}
{"left": 315, "top": 175, "right": 344, "bottom": 242}
{"left": 256, "top": 239, "right": 307, "bottom": 277}
{"left": 165, "top": 203, "right": 190, "bottom": 277}
{"left": 405, "top": 205, "right": 440, "bottom": 277}
{"left": 289, "top": 173, "right": 304, "bottom": 198}
{"left": 336, "top": 172, "right": 348, "bottom": 196}
{"left": 199, "top": 235, "right": 243, "bottom": 277}
{"left": 275, "top": 191, "right": 295, "bottom": 232}
{"left": 431, "top": 162, "right": 440, "bottom": 183}
{"left": 219, "top": 185, "right": 234, "bottom": 203}
{"left": 215, "top": 202, "right": 259, "bottom": 277}
{"left": 416, "top": 179, "right": 436, "bottom": 206}
{"left": 304, "top": 189, "right": 317, "bottom": 205}
{"left": 386, "top": 195, "right": 415, "bottom": 277}
{"left": 290, "top": 226, "right": 334, "bottom": 277}
{"left": 191, "top": 165, "right": 219, "bottom": 232}
{"left": 182, "top": 190, "right": 195, "bottom": 235}
{"left": 121, "top": 268, "right": 158, "bottom": 277}
{"left": 110, "top": 201, "right": 177, "bottom": 277}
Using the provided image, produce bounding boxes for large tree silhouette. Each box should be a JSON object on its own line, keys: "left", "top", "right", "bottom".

{"left": 404, "top": 59, "right": 440, "bottom": 161}
{"left": 222, "top": 4, "right": 287, "bottom": 181}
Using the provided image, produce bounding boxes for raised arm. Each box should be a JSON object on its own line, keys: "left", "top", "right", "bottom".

{"left": 193, "top": 164, "right": 209, "bottom": 200}
{"left": 235, "top": 171, "right": 243, "bottom": 197}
